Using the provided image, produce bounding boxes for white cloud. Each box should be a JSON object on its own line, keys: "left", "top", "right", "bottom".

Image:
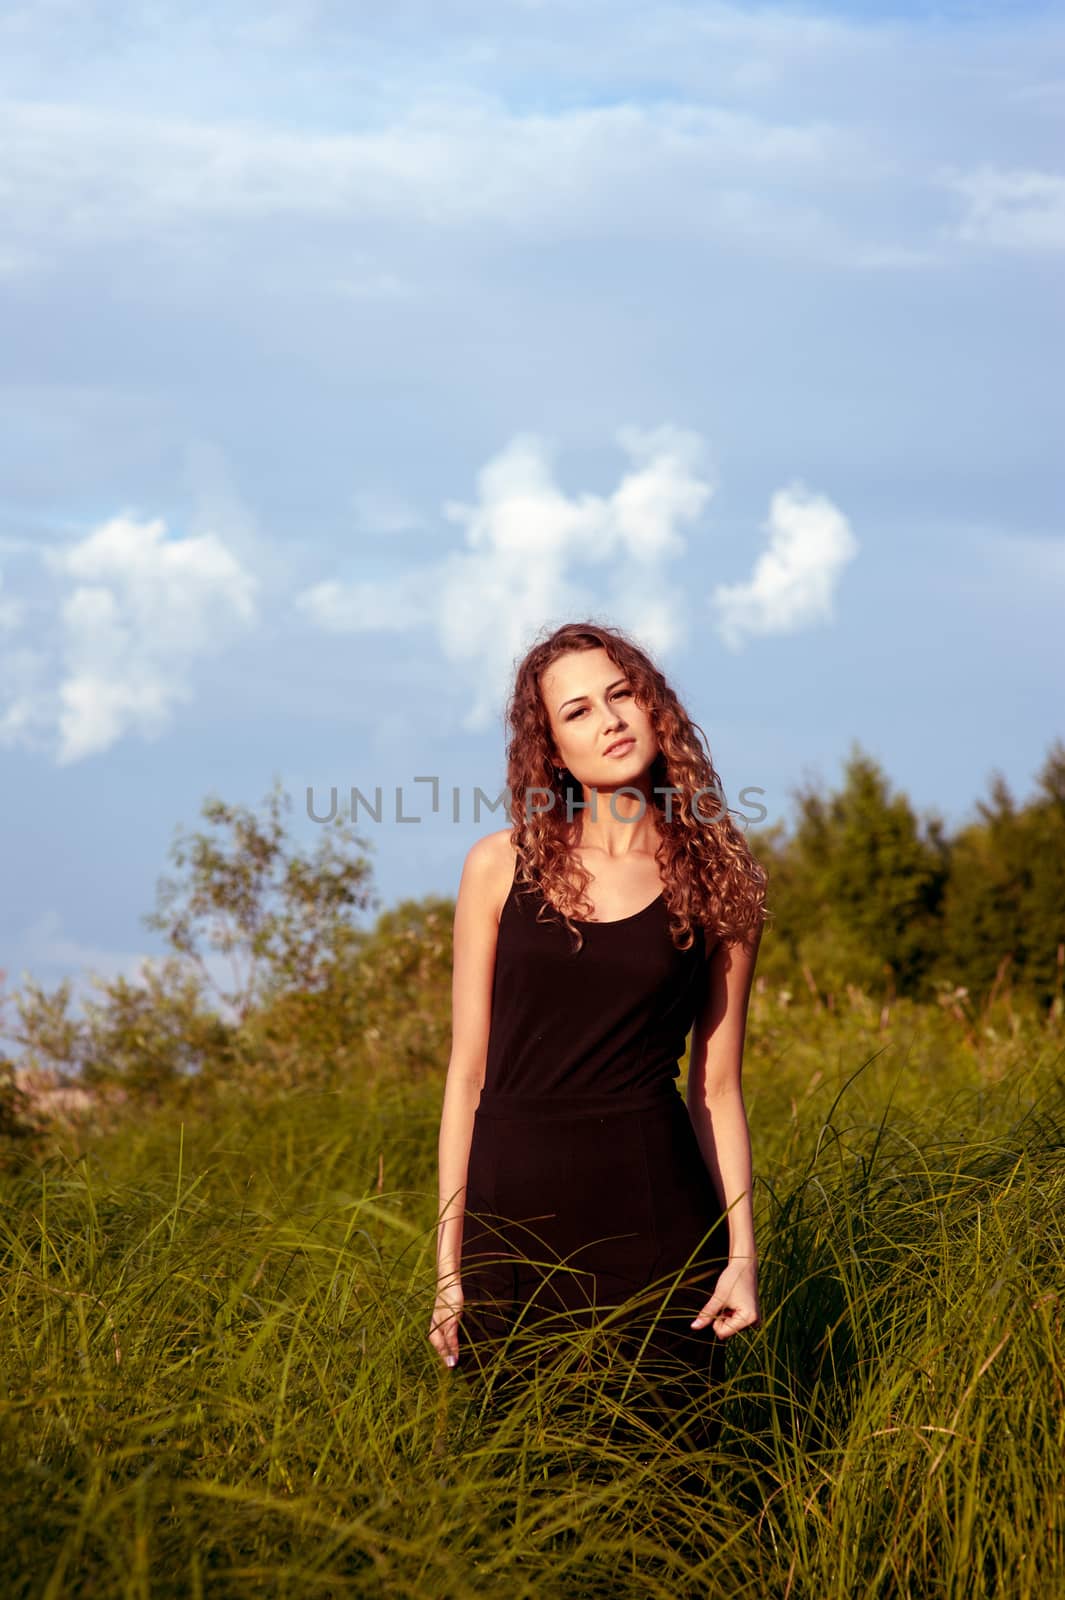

{"left": 940, "top": 164, "right": 1065, "bottom": 253}
{"left": 612, "top": 424, "right": 713, "bottom": 561}
{"left": 0, "top": 646, "right": 52, "bottom": 746}
{"left": 0, "top": 513, "right": 258, "bottom": 762}
{"left": 351, "top": 489, "right": 427, "bottom": 536}
{"left": 296, "top": 425, "right": 715, "bottom": 729}
{"left": 0, "top": 0, "right": 1059, "bottom": 304}
{"left": 296, "top": 569, "right": 437, "bottom": 633}
{"left": 49, "top": 515, "right": 257, "bottom": 762}
{"left": 434, "top": 425, "right": 718, "bottom": 724}
{"left": 0, "top": 569, "right": 25, "bottom": 631}
{"left": 48, "top": 514, "right": 255, "bottom": 640}
{"left": 0, "top": 94, "right": 928, "bottom": 270}
{"left": 710, "top": 481, "right": 857, "bottom": 649}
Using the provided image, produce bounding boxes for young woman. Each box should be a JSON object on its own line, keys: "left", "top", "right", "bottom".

{"left": 429, "top": 620, "right": 767, "bottom": 1453}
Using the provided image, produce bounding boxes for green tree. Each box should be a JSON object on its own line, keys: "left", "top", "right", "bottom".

{"left": 767, "top": 743, "right": 950, "bottom": 1003}
{"left": 0, "top": 1056, "right": 46, "bottom": 1168}
{"left": 2, "top": 961, "right": 234, "bottom": 1106}
{"left": 143, "top": 776, "right": 378, "bottom": 1023}
{"left": 938, "top": 741, "right": 1065, "bottom": 1011}
{"left": 3, "top": 781, "right": 383, "bottom": 1102}
{"left": 239, "top": 894, "right": 455, "bottom": 1088}
{"left": 79, "top": 957, "right": 238, "bottom": 1101}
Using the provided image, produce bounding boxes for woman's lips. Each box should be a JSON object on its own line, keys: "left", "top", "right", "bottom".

{"left": 604, "top": 738, "right": 636, "bottom": 758}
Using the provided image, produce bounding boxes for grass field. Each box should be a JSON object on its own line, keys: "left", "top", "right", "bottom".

{"left": 2, "top": 999, "right": 1063, "bottom": 1598}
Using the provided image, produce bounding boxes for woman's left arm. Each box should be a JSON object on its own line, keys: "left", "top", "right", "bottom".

{"left": 684, "top": 926, "right": 763, "bottom": 1339}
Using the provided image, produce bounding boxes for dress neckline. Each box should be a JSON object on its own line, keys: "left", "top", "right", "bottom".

{"left": 538, "top": 883, "right": 665, "bottom": 927}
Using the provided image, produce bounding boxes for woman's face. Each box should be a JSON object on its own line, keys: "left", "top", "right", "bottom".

{"left": 540, "top": 647, "right": 659, "bottom": 786}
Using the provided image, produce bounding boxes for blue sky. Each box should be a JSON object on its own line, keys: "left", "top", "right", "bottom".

{"left": 0, "top": 1, "right": 1062, "bottom": 1025}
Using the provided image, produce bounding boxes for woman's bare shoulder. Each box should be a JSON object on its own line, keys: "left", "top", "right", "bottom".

{"left": 462, "top": 827, "right": 514, "bottom": 874}
{"left": 459, "top": 829, "right": 516, "bottom": 925}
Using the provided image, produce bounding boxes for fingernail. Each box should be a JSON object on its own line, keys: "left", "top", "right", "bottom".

{"left": 446, "top": 1355, "right": 457, "bottom": 1367}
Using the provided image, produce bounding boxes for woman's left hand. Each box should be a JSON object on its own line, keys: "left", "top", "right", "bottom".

{"left": 690, "top": 1258, "right": 761, "bottom": 1339}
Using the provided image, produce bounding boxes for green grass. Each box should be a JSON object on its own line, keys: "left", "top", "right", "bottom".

{"left": 2, "top": 1008, "right": 1063, "bottom": 1598}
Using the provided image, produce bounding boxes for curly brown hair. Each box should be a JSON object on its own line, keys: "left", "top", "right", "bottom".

{"left": 503, "top": 619, "right": 770, "bottom": 956}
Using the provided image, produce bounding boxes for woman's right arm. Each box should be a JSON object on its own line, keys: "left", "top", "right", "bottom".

{"left": 428, "top": 833, "right": 505, "bottom": 1370}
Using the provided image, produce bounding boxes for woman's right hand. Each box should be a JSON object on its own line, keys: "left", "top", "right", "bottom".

{"left": 429, "top": 1279, "right": 464, "bottom": 1368}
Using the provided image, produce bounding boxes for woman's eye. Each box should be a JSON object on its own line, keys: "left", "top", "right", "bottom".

{"left": 566, "top": 689, "right": 632, "bottom": 720}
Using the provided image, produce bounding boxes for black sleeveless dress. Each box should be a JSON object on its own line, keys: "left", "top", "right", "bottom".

{"left": 458, "top": 859, "right": 729, "bottom": 1453}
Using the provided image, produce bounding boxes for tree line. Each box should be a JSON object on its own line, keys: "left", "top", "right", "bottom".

{"left": 2, "top": 739, "right": 1063, "bottom": 1140}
